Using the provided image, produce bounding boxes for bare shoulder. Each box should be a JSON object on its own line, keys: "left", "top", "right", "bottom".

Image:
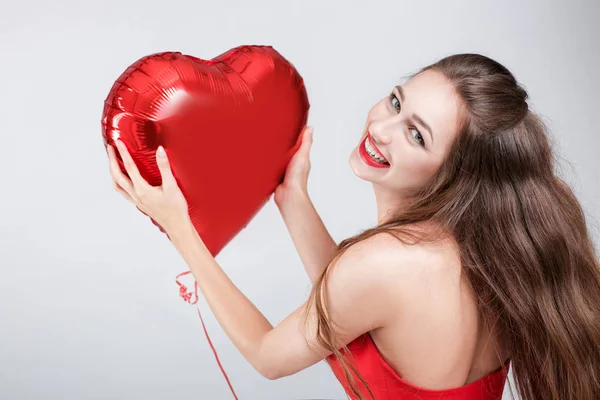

{"left": 332, "top": 226, "right": 462, "bottom": 290}
{"left": 337, "top": 227, "right": 481, "bottom": 388}
{"left": 327, "top": 231, "right": 416, "bottom": 288}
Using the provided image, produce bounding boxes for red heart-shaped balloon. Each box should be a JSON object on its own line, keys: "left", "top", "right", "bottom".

{"left": 101, "top": 45, "right": 309, "bottom": 256}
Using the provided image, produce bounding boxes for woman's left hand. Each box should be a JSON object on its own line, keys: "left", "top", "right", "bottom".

{"left": 107, "top": 140, "right": 190, "bottom": 234}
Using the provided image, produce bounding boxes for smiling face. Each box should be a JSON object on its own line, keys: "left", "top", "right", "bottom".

{"left": 349, "top": 69, "right": 464, "bottom": 198}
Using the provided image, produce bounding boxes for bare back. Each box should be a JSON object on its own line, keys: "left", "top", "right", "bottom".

{"left": 368, "top": 232, "right": 509, "bottom": 390}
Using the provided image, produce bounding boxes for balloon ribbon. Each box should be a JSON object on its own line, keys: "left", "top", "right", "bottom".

{"left": 176, "top": 271, "right": 239, "bottom": 400}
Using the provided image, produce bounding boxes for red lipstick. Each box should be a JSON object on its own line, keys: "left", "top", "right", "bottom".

{"left": 359, "top": 134, "right": 390, "bottom": 169}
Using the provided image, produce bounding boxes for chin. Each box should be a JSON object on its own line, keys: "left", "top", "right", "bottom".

{"left": 349, "top": 147, "right": 380, "bottom": 183}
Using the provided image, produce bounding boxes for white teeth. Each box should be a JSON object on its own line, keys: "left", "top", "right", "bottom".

{"left": 365, "top": 138, "right": 389, "bottom": 164}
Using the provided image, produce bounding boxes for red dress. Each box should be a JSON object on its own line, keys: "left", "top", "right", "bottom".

{"left": 327, "top": 334, "right": 510, "bottom": 399}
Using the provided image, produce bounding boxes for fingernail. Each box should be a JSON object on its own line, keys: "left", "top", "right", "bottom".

{"left": 157, "top": 146, "right": 166, "bottom": 157}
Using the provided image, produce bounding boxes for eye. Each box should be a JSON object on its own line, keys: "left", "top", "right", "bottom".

{"left": 389, "top": 92, "right": 401, "bottom": 112}
{"left": 410, "top": 128, "right": 425, "bottom": 147}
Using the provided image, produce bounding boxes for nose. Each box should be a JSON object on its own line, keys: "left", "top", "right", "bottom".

{"left": 368, "top": 119, "right": 393, "bottom": 146}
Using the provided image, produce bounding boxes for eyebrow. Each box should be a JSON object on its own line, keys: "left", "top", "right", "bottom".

{"left": 395, "top": 85, "right": 435, "bottom": 145}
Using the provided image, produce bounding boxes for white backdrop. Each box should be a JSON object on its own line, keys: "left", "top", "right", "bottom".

{"left": 1, "top": 0, "right": 598, "bottom": 399}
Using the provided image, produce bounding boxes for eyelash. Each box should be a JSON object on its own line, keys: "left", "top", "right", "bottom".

{"left": 388, "top": 92, "right": 425, "bottom": 148}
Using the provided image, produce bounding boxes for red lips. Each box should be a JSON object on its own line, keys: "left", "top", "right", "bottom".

{"left": 359, "top": 133, "right": 390, "bottom": 169}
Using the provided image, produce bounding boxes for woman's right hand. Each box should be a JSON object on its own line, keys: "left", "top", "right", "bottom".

{"left": 274, "top": 126, "right": 314, "bottom": 207}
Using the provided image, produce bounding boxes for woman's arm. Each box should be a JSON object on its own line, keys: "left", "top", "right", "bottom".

{"left": 274, "top": 126, "right": 338, "bottom": 282}
{"left": 169, "top": 222, "right": 402, "bottom": 379}
{"left": 276, "top": 190, "right": 338, "bottom": 282}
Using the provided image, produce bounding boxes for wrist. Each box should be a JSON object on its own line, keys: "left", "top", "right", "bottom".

{"left": 276, "top": 185, "right": 309, "bottom": 209}
{"left": 166, "top": 217, "right": 197, "bottom": 245}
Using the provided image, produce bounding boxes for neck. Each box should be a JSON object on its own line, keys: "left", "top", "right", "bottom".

{"left": 372, "top": 183, "right": 411, "bottom": 225}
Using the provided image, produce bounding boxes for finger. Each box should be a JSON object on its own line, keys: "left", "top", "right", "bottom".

{"left": 155, "top": 146, "right": 176, "bottom": 190}
{"left": 114, "top": 181, "right": 135, "bottom": 203}
{"left": 107, "top": 145, "right": 136, "bottom": 198}
{"left": 300, "top": 126, "right": 313, "bottom": 155}
{"left": 114, "top": 140, "right": 149, "bottom": 190}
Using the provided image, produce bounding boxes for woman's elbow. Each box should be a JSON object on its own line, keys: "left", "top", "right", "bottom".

{"left": 257, "top": 359, "right": 295, "bottom": 380}
{"left": 259, "top": 364, "right": 285, "bottom": 380}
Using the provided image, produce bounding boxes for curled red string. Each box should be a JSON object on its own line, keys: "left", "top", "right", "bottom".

{"left": 176, "top": 271, "right": 239, "bottom": 400}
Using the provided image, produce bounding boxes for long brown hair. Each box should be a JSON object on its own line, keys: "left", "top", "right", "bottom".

{"left": 303, "top": 54, "right": 600, "bottom": 399}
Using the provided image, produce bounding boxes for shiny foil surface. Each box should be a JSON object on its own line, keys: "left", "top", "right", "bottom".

{"left": 102, "top": 45, "right": 310, "bottom": 255}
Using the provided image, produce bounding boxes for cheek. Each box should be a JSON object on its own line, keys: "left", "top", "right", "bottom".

{"left": 391, "top": 154, "right": 441, "bottom": 187}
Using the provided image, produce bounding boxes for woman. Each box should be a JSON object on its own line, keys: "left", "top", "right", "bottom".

{"left": 106, "top": 54, "right": 600, "bottom": 399}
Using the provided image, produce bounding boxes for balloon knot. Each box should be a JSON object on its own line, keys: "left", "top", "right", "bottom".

{"left": 176, "top": 270, "right": 198, "bottom": 305}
